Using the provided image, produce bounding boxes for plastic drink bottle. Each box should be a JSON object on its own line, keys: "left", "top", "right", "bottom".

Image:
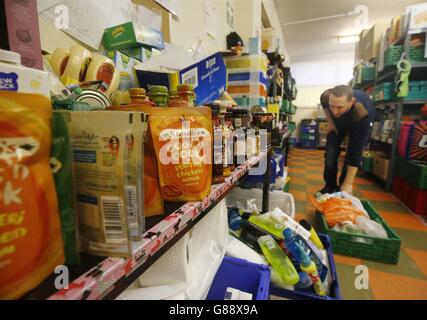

{"left": 296, "top": 243, "right": 326, "bottom": 296}
{"left": 300, "top": 219, "right": 325, "bottom": 250}
{"left": 257, "top": 235, "right": 299, "bottom": 286}
{"left": 282, "top": 228, "right": 302, "bottom": 264}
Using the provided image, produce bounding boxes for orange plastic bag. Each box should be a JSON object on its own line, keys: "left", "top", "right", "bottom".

{"left": 108, "top": 105, "right": 164, "bottom": 217}
{"left": 309, "top": 195, "right": 365, "bottom": 228}
{"left": 150, "top": 107, "right": 213, "bottom": 202}
{"left": 0, "top": 91, "right": 64, "bottom": 299}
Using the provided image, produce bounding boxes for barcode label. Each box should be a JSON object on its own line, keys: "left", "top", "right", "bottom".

{"left": 125, "top": 185, "right": 138, "bottom": 227}
{"left": 101, "top": 196, "right": 127, "bottom": 244}
{"left": 181, "top": 67, "right": 198, "bottom": 88}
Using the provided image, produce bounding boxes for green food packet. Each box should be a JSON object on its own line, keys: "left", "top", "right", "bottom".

{"left": 51, "top": 111, "right": 80, "bottom": 265}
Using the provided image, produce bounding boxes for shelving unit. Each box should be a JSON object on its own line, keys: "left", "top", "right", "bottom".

{"left": 24, "top": 152, "right": 270, "bottom": 300}
{"left": 354, "top": 25, "right": 427, "bottom": 191}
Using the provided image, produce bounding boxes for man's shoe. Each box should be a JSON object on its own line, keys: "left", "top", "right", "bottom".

{"left": 318, "top": 185, "right": 339, "bottom": 195}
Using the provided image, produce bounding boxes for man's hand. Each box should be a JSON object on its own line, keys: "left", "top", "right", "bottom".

{"left": 340, "top": 183, "right": 353, "bottom": 195}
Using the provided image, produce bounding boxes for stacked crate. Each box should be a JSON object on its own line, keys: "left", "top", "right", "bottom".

{"left": 300, "top": 119, "right": 318, "bottom": 149}
{"left": 225, "top": 54, "right": 269, "bottom": 110}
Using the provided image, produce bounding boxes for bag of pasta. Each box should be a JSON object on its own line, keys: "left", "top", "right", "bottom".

{"left": 149, "top": 107, "right": 212, "bottom": 202}
{"left": 0, "top": 91, "right": 64, "bottom": 299}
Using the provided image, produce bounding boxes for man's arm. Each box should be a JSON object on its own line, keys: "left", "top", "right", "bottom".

{"left": 342, "top": 117, "right": 372, "bottom": 194}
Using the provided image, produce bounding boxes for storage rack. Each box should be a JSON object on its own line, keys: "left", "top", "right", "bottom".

{"left": 267, "top": 51, "right": 297, "bottom": 168}
{"left": 24, "top": 151, "right": 271, "bottom": 300}
{"left": 353, "top": 27, "right": 427, "bottom": 191}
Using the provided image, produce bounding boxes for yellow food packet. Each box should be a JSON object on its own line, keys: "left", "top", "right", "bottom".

{"left": 0, "top": 91, "right": 64, "bottom": 299}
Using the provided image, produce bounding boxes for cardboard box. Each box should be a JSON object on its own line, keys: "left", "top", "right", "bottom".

{"left": 103, "top": 22, "right": 164, "bottom": 51}
{"left": 406, "top": 3, "right": 427, "bottom": 32}
{"left": 362, "top": 22, "right": 390, "bottom": 62}
{"left": 372, "top": 153, "right": 390, "bottom": 181}
{"left": 135, "top": 52, "right": 227, "bottom": 105}
{"left": 103, "top": 50, "right": 138, "bottom": 90}
{"left": 0, "top": 0, "right": 43, "bottom": 70}
{"left": 355, "top": 29, "right": 369, "bottom": 63}
{"left": 120, "top": 46, "right": 152, "bottom": 62}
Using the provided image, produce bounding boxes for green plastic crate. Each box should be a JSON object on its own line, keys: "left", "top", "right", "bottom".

{"left": 384, "top": 46, "right": 404, "bottom": 66}
{"left": 395, "top": 157, "right": 427, "bottom": 190}
{"left": 288, "top": 104, "right": 297, "bottom": 115}
{"left": 362, "top": 157, "right": 374, "bottom": 173}
{"left": 317, "top": 201, "right": 401, "bottom": 264}
{"left": 409, "top": 46, "right": 427, "bottom": 63}
{"left": 361, "top": 66, "right": 376, "bottom": 82}
{"left": 405, "top": 81, "right": 427, "bottom": 101}
{"left": 281, "top": 100, "right": 291, "bottom": 113}
{"left": 373, "top": 82, "right": 394, "bottom": 101}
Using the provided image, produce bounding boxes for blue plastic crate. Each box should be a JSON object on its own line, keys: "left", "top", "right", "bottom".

{"left": 241, "top": 155, "right": 281, "bottom": 186}
{"left": 302, "top": 126, "right": 317, "bottom": 134}
{"left": 270, "top": 234, "right": 342, "bottom": 300}
{"left": 207, "top": 256, "right": 271, "bottom": 300}
{"left": 300, "top": 139, "right": 317, "bottom": 149}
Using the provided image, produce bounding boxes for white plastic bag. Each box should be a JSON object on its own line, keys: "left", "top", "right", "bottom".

{"left": 355, "top": 216, "right": 388, "bottom": 239}
{"left": 117, "top": 200, "right": 229, "bottom": 300}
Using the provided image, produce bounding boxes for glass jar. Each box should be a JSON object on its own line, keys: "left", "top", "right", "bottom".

{"left": 177, "top": 84, "right": 195, "bottom": 107}
{"left": 225, "top": 112, "right": 235, "bottom": 172}
{"left": 211, "top": 105, "right": 225, "bottom": 184}
{"left": 129, "top": 88, "right": 147, "bottom": 104}
{"left": 149, "top": 85, "right": 169, "bottom": 107}
{"left": 168, "top": 90, "right": 179, "bottom": 107}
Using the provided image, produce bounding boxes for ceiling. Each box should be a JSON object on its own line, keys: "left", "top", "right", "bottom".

{"left": 274, "top": 0, "right": 426, "bottom": 61}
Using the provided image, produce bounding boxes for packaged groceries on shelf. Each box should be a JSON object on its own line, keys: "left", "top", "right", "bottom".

{"left": 49, "top": 45, "right": 120, "bottom": 97}
{"left": 0, "top": 49, "right": 50, "bottom": 100}
{"left": 107, "top": 104, "right": 163, "bottom": 217}
{"left": 51, "top": 110, "right": 80, "bottom": 265}
{"left": 149, "top": 107, "right": 213, "bottom": 202}
{"left": 0, "top": 91, "right": 64, "bottom": 299}
{"left": 71, "top": 111, "right": 147, "bottom": 256}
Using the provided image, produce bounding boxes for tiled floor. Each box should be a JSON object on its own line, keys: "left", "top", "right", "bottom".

{"left": 287, "top": 148, "right": 427, "bottom": 300}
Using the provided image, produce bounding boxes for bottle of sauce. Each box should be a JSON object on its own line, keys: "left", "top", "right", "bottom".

{"left": 149, "top": 85, "right": 169, "bottom": 107}
{"left": 211, "top": 104, "right": 225, "bottom": 184}
{"left": 225, "top": 111, "right": 235, "bottom": 172}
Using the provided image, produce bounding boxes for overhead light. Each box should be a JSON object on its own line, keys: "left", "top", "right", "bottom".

{"left": 337, "top": 35, "right": 359, "bottom": 44}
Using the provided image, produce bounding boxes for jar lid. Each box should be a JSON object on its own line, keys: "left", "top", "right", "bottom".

{"left": 0, "top": 49, "right": 21, "bottom": 65}
{"left": 177, "top": 84, "right": 194, "bottom": 92}
{"left": 129, "top": 87, "right": 146, "bottom": 96}
{"left": 149, "top": 85, "right": 168, "bottom": 94}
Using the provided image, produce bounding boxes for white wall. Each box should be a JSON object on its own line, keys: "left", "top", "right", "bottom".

{"left": 261, "top": 0, "right": 289, "bottom": 60}
{"left": 169, "top": 0, "right": 237, "bottom": 55}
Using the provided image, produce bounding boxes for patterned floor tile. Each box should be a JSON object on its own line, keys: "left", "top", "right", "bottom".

{"left": 359, "top": 190, "right": 400, "bottom": 202}
{"left": 335, "top": 263, "right": 375, "bottom": 300}
{"left": 362, "top": 248, "right": 426, "bottom": 280}
{"left": 379, "top": 212, "right": 427, "bottom": 232}
{"left": 369, "top": 271, "right": 427, "bottom": 300}
{"left": 405, "top": 248, "right": 427, "bottom": 278}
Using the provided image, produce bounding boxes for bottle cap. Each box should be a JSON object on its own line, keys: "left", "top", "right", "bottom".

{"left": 149, "top": 85, "right": 168, "bottom": 95}
{"left": 283, "top": 228, "right": 294, "bottom": 240}
{"left": 177, "top": 84, "right": 194, "bottom": 92}
{"left": 299, "top": 219, "right": 312, "bottom": 231}
{"left": 129, "top": 87, "right": 146, "bottom": 97}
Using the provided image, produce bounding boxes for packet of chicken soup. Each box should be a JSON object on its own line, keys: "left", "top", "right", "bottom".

{"left": 71, "top": 111, "right": 147, "bottom": 257}
{"left": 0, "top": 91, "right": 64, "bottom": 299}
{"left": 149, "top": 107, "right": 213, "bottom": 202}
